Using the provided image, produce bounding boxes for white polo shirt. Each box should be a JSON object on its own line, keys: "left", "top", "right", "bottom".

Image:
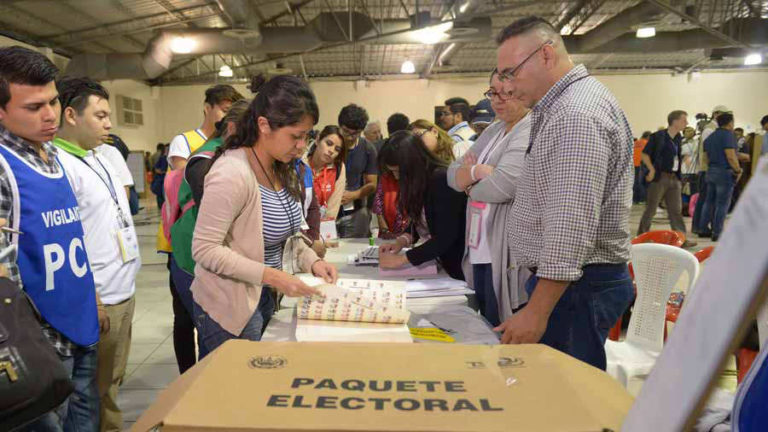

{"left": 99, "top": 143, "right": 134, "bottom": 187}
{"left": 54, "top": 139, "right": 141, "bottom": 305}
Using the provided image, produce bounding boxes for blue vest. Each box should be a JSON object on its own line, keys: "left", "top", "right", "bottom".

{"left": 733, "top": 345, "right": 768, "bottom": 431}
{"left": 0, "top": 144, "right": 98, "bottom": 347}
{"left": 295, "top": 159, "right": 313, "bottom": 218}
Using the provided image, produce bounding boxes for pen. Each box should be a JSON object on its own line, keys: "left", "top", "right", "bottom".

{"left": 1, "top": 227, "right": 23, "bottom": 235}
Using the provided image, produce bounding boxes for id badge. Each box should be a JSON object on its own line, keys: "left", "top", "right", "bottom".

{"left": 673, "top": 156, "right": 679, "bottom": 172}
{"left": 320, "top": 220, "right": 338, "bottom": 241}
{"left": 467, "top": 201, "right": 486, "bottom": 249}
{"left": 116, "top": 227, "right": 140, "bottom": 263}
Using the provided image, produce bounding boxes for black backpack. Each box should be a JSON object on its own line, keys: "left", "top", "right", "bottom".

{"left": 0, "top": 278, "right": 73, "bottom": 430}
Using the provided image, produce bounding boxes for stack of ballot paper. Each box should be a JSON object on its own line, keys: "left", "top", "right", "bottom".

{"left": 405, "top": 278, "right": 474, "bottom": 298}
{"left": 296, "top": 279, "right": 413, "bottom": 343}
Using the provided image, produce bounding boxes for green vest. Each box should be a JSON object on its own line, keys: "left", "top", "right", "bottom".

{"left": 170, "top": 137, "right": 223, "bottom": 274}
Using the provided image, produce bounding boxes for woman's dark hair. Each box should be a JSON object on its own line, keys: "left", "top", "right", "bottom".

{"left": 212, "top": 98, "right": 251, "bottom": 139}
{"left": 380, "top": 130, "right": 448, "bottom": 227}
{"left": 308, "top": 125, "right": 347, "bottom": 168}
{"left": 215, "top": 75, "right": 319, "bottom": 200}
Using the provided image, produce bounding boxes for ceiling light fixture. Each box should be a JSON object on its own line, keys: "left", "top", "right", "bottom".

{"left": 459, "top": 2, "right": 469, "bottom": 13}
{"left": 412, "top": 22, "right": 453, "bottom": 44}
{"left": 218, "top": 65, "right": 233, "bottom": 77}
{"left": 744, "top": 53, "right": 763, "bottom": 66}
{"left": 170, "top": 36, "right": 195, "bottom": 54}
{"left": 635, "top": 27, "right": 656, "bottom": 38}
{"left": 400, "top": 60, "right": 416, "bottom": 74}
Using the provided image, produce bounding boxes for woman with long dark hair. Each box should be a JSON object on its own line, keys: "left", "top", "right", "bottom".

{"left": 191, "top": 76, "right": 337, "bottom": 355}
{"left": 378, "top": 131, "right": 467, "bottom": 280}
{"left": 303, "top": 125, "right": 347, "bottom": 220}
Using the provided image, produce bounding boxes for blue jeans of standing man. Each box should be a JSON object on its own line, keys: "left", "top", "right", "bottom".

{"left": 194, "top": 290, "right": 276, "bottom": 357}
{"left": 525, "top": 264, "right": 634, "bottom": 370}
{"left": 699, "top": 166, "right": 735, "bottom": 239}
{"left": 20, "top": 345, "right": 100, "bottom": 432}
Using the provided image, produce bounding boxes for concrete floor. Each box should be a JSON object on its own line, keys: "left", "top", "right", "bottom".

{"left": 118, "top": 200, "right": 715, "bottom": 430}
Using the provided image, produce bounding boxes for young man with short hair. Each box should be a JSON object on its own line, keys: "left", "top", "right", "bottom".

{"left": 442, "top": 97, "right": 474, "bottom": 158}
{"left": 54, "top": 77, "right": 141, "bottom": 432}
{"left": 637, "top": 110, "right": 696, "bottom": 247}
{"left": 693, "top": 105, "right": 730, "bottom": 234}
{"left": 0, "top": 46, "right": 100, "bottom": 431}
{"left": 336, "top": 103, "right": 378, "bottom": 238}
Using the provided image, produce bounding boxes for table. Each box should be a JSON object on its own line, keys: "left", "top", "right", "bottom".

{"left": 264, "top": 239, "right": 495, "bottom": 344}
{"left": 262, "top": 304, "right": 500, "bottom": 345}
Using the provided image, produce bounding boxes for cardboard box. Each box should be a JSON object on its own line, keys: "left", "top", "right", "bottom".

{"left": 133, "top": 341, "right": 632, "bottom": 432}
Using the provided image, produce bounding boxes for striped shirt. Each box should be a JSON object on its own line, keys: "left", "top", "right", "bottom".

{"left": 260, "top": 186, "right": 302, "bottom": 270}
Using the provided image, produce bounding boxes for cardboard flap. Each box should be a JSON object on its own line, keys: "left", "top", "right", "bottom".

{"left": 132, "top": 347, "right": 219, "bottom": 432}
{"left": 134, "top": 341, "right": 632, "bottom": 431}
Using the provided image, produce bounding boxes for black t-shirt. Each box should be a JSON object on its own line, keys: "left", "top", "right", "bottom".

{"left": 344, "top": 137, "right": 378, "bottom": 208}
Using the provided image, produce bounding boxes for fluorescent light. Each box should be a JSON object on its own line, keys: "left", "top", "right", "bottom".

{"left": 636, "top": 27, "right": 656, "bottom": 38}
{"left": 459, "top": 2, "right": 469, "bottom": 13}
{"left": 412, "top": 22, "right": 453, "bottom": 44}
{"left": 400, "top": 60, "right": 415, "bottom": 74}
{"left": 691, "top": 71, "right": 702, "bottom": 80}
{"left": 170, "top": 36, "right": 195, "bottom": 54}
{"left": 744, "top": 53, "right": 763, "bottom": 66}
{"left": 218, "top": 65, "right": 233, "bottom": 77}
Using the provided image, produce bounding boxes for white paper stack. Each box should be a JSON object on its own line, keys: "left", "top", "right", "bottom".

{"left": 405, "top": 278, "right": 474, "bottom": 298}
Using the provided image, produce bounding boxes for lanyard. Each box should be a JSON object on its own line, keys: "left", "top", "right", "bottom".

{"left": 526, "top": 74, "right": 592, "bottom": 155}
{"left": 75, "top": 155, "right": 129, "bottom": 227}
{"left": 315, "top": 166, "right": 334, "bottom": 205}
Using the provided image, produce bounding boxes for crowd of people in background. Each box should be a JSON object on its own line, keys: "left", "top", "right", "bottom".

{"left": 633, "top": 106, "right": 766, "bottom": 244}
{"left": 1, "top": 13, "right": 767, "bottom": 432}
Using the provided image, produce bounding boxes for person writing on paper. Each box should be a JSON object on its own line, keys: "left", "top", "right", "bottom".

{"left": 447, "top": 70, "right": 531, "bottom": 327}
{"left": 378, "top": 131, "right": 467, "bottom": 280}
{"left": 191, "top": 76, "right": 338, "bottom": 355}
{"left": 303, "top": 125, "right": 347, "bottom": 221}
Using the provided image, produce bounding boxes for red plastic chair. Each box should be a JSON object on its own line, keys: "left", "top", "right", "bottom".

{"left": 694, "top": 246, "right": 714, "bottom": 263}
{"left": 632, "top": 230, "right": 686, "bottom": 247}
{"left": 737, "top": 348, "right": 759, "bottom": 384}
{"left": 608, "top": 231, "right": 688, "bottom": 341}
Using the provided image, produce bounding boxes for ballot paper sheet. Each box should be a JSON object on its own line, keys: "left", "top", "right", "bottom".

{"left": 297, "top": 279, "right": 409, "bottom": 324}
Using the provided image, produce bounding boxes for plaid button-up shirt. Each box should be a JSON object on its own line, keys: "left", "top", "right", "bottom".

{"left": 507, "top": 65, "right": 633, "bottom": 282}
{"left": 0, "top": 124, "right": 77, "bottom": 356}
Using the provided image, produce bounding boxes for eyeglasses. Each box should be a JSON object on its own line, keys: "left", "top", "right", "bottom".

{"left": 483, "top": 89, "right": 511, "bottom": 101}
{"left": 497, "top": 40, "right": 553, "bottom": 82}
{"left": 340, "top": 126, "right": 362, "bottom": 139}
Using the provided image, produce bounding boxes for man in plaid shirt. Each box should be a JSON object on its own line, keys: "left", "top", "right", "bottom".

{"left": 492, "top": 17, "right": 635, "bottom": 370}
{"left": 0, "top": 46, "right": 100, "bottom": 431}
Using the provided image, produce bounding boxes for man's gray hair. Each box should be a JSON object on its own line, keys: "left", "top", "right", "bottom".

{"left": 364, "top": 121, "right": 381, "bottom": 132}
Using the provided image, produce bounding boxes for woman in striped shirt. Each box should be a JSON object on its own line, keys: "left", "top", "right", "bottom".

{"left": 191, "top": 76, "right": 338, "bottom": 355}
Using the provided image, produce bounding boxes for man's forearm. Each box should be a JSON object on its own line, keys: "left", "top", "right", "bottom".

{"left": 528, "top": 278, "right": 570, "bottom": 318}
{"left": 641, "top": 154, "right": 654, "bottom": 172}
{"left": 357, "top": 182, "right": 376, "bottom": 199}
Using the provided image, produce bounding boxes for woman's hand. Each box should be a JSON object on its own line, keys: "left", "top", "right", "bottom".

{"left": 473, "top": 164, "right": 494, "bottom": 181}
{"left": 462, "top": 151, "right": 478, "bottom": 167}
{"left": 311, "top": 260, "right": 338, "bottom": 284}
{"left": 379, "top": 251, "right": 409, "bottom": 269}
{"left": 310, "top": 240, "right": 327, "bottom": 259}
{"left": 379, "top": 242, "right": 403, "bottom": 254}
{"left": 268, "top": 270, "right": 321, "bottom": 297}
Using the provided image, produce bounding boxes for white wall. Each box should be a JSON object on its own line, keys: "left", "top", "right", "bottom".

{"left": 155, "top": 70, "right": 768, "bottom": 139}
{"left": 101, "top": 80, "right": 162, "bottom": 153}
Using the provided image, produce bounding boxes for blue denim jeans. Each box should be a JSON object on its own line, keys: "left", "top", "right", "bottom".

{"left": 20, "top": 345, "right": 100, "bottom": 432}
{"left": 169, "top": 255, "right": 207, "bottom": 360}
{"left": 193, "top": 290, "right": 275, "bottom": 358}
{"left": 472, "top": 264, "right": 500, "bottom": 327}
{"left": 525, "top": 264, "right": 634, "bottom": 370}
{"left": 699, "top": 166, "right": 735, "bottom": 238}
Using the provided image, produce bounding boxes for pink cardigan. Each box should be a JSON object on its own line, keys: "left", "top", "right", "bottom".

{"left": 191, "top": 148, "right": 319, "bottom": 335}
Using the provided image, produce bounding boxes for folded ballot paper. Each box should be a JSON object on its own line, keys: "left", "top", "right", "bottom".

{"left": 296, "top": 279, "right": 412, "bottom": 343}
{"left": 405, "top": 278, "right": 474, "bottom": 298}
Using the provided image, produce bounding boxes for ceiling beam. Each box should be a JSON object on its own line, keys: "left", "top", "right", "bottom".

{"left": 645, "top": 0, "right": 752, "bottom": 49}
{"left": 260, "top": 0, "right": 316, "bottom": 26}
{"left": 0, "top": 3, "right": 117, "bottom": 53}
{"left": 60, "top": 1, "right": 146, "bottom": 50}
